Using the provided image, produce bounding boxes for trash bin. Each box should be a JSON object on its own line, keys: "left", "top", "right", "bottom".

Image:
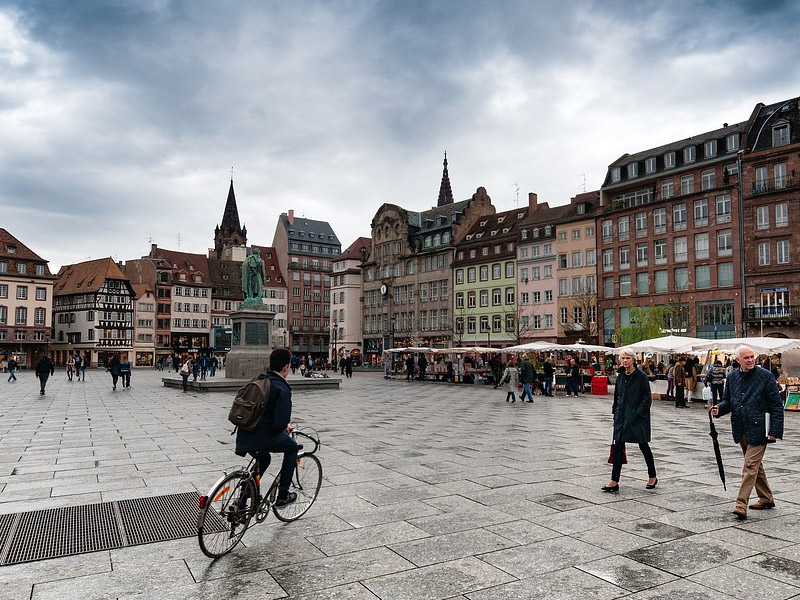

{"left": 592, "top": 375, "right": 609, "bottom": 395}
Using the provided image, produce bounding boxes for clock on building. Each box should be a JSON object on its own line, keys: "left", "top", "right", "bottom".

{"left": 380, "top": 284, "right": 388, "bottom": 296}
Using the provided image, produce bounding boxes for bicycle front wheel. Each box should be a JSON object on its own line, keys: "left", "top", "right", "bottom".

{"left": 198, "top": 472, "right": 257, "bottom": 558}
{"left": 273, "top": 454, "right": 322, "bottom": 522}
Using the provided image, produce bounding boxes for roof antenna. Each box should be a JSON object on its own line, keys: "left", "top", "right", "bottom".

{"left": 512, "top": 183, "right": 520, "bottom": 207}
{"left": 230, "top": 166, "right": 234, "bottom": 181}
{"left": 177, "top": 232, "right": 181, "bottom": 250}
{"left": 579, "top": 173, "right": 586, "bottom": 193}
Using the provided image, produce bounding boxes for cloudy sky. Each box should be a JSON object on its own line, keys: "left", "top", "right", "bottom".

{"left": 3, "top": 0, "right": 800, "bottom": 273}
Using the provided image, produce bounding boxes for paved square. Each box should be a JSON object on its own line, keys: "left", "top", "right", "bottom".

{"left": 1, "top": 368, "right": 799, "bottom": 599}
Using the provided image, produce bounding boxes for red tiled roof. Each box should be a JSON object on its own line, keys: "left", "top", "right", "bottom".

{"left": 54, "top": 257, "right": 131, "bottom": 295}
{"left": 0, "top": 228, "right": 54, "bottom": 276}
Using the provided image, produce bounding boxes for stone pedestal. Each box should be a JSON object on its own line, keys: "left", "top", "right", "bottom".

{"left": 224, "top": 305, "right": 275, "bottom": 380}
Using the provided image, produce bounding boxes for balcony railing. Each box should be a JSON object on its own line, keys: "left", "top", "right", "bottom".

{"left": 743, "top": 305, "right": 800, "bottom": 322}
{"left": 752, "top": 175, "right": 796, "bottom": 196}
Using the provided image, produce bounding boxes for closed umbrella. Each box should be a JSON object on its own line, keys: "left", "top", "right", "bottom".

{"left": 708, "top": 411, "right": 726, "bottom": 490}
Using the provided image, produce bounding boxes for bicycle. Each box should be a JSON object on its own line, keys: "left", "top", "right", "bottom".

{"left": 197, "top": 428, "right": 322, "bottom": 558}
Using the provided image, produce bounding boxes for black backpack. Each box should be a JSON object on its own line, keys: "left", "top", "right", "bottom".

{"left": 228, "top": 374, "right": 272, "bottom": 432}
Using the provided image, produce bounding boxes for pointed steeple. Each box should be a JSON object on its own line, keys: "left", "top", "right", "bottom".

{"left": 437, "top": 151, "right": 454, "bottom": 207}
{"left": 214, "top": 177, "right": 247, "bottom": 258}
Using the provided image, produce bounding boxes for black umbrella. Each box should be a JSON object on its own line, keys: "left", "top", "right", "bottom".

{"left": 708, "top": 411, "right": 727, "bottom": 490}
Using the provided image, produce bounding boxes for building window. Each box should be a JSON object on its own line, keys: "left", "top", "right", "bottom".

{"left": 680, "top": 175, "right": 694, "bottom": 195}
{"left": 619, "top": 275, "right": 631, "bottom": 296}
{"left": 619, "top": 246, "right": 630, "bottom": 269}
{"left": 704, "top": 140, "right": 717, "bottom": 158}
{"left": 654, "top": 239, "right": 667, "bottom": 263}
{"left": 776, "top": 203, "right": 788, "bottom": 227}
{"left": 34, "top": 307, "right": 46, "bottom": 325}
{"left": 602, "top": 249, "right": 613, "bottom": 271}
{"left": 654, "top": 270, "right": 668, "bottom": 293}
{"left": 479, "top": 316, "right": 489, "bottom": 332}
{"left": 684, "top": 146, "right": 696, "bottom": 163}
{"left": 560, "top": 307, "right": 568, "bottom": 325}
{"left": 618, "top": 216, "right": 629, "bottom": 240}
{"left": 774, "top": 163, "right": 787, "bottom": 189}
{"left": 627, "top": 163, "right": 638, "bottom": 179}
{"left": 505, "top": 262, "right": 514, "bottom": 278}
{"left": 716, "top": 194, "right": 731, "bottom": 223}
{"left": 636, "top": 243, "right": 648, "bottom": 267}
{"left": 664, "top": 152, "right": 676, "bottom": 168}
{"left": 718, "top": 263, "right": 733, "bottom": 287}
{"left": 611, "top": 167, "right": 621, "bottom": 182}
{"left": 544, "top": 290, "right": 553, "bottom": 302}
{"left": 777, "top": 240, "right": 790, "bottom": 264}
{"left": 467, "top": 267, "right": 476, "bottom": 283}
{"left": 35, "top": 287, "right": 47, "bottom": 301}
{"left": 695, "top": 233, "right": 709, "bottom": 259}
{"left": 492, "top": 263, "right": 501, "bottom": 280}
{"left": 673, "top": 204, "right": 687, "bottom": 230}
{"left": 558, "top": 279, "right": 569, "bottom": 297}
{"left": 16, "top": 286, "right": 27, "bottom": 300}
{"left": 675, "top": 267, "right": 689, "bottom": 291}
{"left": 479, "top": 290, "right": 488, "bottom": 307}
{"left": 726, "top": 134, "right": 739, "bottom": 152}
{"left": 603, "top": 276, "right": 614, "bottom": 299}
{"left": 758, "top": 242, "right": 770, "bottom": 266}
{"left": 15, "top": 306, "right": 27, "bottom": 324}
{"left": 645, "top": 157, "right": 656, "bottom": 174}
{"left": 653, "top": 208, "right": 666, "bottom": 232}
{"left": 572, "top": 252, "right": 583, "bottom": 267}
{"left": 661, "top": 180, "right": 674, "bottom": 200}
{"left": 492, "top": 288, "right": 501, "bottom": 306}
{"left": 16, "top": 262, "right": 27, "bottom": 274}
{"left": 635, "top": 212, "right": 647, "bottom": 237}
{"left": 467, "top": 291, "right": 476, "bottom": 308}
{"left": 717, "top": 229, "right": 732, "bottom": 256}
{"left": 674, "top": 236, "right": 688, "bottom": 262}
{"left": 586, "top": 249, "right": 596, "bottom": 266}
{"left": 696, "top": 265, "right": 711, "bottom": 289}
{"left": 636, "top": 272, "right": 649, "bottom": 295}
{"left": 757, "top": 205, "right": 769, "bottom": 229}
{"left": 602, "top": 220, "right": 613, "bottom": 243}
{"left": 479, "top": 265, "right": 489, "bottom": 281}
{"left": 701, "top": 170, "right": 716, "bottom": 191}
{"left": 773, "top": 122, "right": 790, "bottom": 147}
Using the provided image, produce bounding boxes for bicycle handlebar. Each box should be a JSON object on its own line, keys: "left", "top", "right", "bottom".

{"left": 293, "top": 429, "right": 320, "bottom": 455}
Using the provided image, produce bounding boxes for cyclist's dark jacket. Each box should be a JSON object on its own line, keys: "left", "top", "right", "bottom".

{"left": 235, "top": 372, "right": 293, "bottom": 453}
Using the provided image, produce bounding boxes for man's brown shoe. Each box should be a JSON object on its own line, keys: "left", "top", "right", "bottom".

{"left": 749, "top": 500, "right": 775, "bottom": 510}
{"left": 732, "top": 506, "right": 747, "bottom": 519}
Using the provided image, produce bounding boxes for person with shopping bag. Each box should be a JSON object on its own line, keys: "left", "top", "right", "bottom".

{"left": 602, "top": 349, "right": 658, "bottom": 492}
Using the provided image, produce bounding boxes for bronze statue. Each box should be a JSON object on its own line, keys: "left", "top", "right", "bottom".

{"left": 242, "top": 248, "right": 266, "bottom": 303}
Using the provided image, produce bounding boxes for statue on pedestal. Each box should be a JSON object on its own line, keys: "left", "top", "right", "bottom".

{"left": 242, "top": 248, "right": 266, "bottom": 306}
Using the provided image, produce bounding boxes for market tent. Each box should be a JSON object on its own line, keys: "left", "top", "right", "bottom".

{"left": 504, "top": 341, "right": 562, "bottom": 352}
{"left": 556, "top": 342, "right": 610, "bottom": 353}
{"left": 438, "top": 346, "right": 499, "bottom": 354}
{"left": 609, "top": 335, "right": 707, "bottom": 355}
{"left": 692, "top": 337, "right": 800, "bottom": 354}
{"left": 386, "top": 347, "right": 437, "bottom": 354}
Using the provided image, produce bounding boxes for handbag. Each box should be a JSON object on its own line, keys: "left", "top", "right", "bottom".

{"left": 607, "top": 441, "right": 627, "bottom": 465}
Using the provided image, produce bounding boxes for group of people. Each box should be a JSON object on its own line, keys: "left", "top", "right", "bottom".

{"left": 604, "top": 345, "right": 784, "bottom": 521}
{"left": 106, "top": 352, "right": 132, "bottom": 390}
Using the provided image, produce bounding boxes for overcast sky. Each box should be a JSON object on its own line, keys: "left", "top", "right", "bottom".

{"left": 3, "top": 0, "right": 800, "bottom": 273}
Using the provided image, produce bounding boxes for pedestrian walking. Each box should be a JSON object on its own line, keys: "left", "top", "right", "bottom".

{"left": 179, "top": 357, "right": 193, "bottom": 392}
{"left": 290, "top": 353, "right": 298, "bottom": 374}
{"left": 519, "top": 354, "right": 535, "bottom": 402}
{"left": 199, "top": 353, "right": 209, "bottom": 380}
{"left": 34, "top": 352, "right": 55, "bottom": 395}
{"left": 66, "top": 355, "right": 74, "bottom": 381}
{"left": 210, "top": 354, "right": 217, "bottom": 377}
{"left": 119, "top": 357, "right": 132, "bottom": 388}
{"left": 602, "top": 349, "right": 658, "bottom": 492}
{"left": 665, "top": 359, "right": 675, "bottom": 403}
{"left": 107, "top": 352, "right": 121, "bottom": 390}
{"left": 674, "top": 357, "right": 687, "bottom": 408}
{"left": 7, "top": 357, "right": 18, "bottom": 382}
{"left": 711, "top": 345, "right": 783, "bottom": 520}
{"left": 500, "top": 358, "right": 519, "bottom": 403}
{"left": 79, "top": 354, "right": 87, "bottom": 381}
{"left": 406, "top": 354, "right": 415, "bottom": 381}
{"left": 706, "top": 359, "right": 726, "bottom": 407}
{"left": 568, "top": 358, "right": 582, "bottom": 397}
{"left": 417, "top": 354, "right": 428, "bottom": 381}
{"left": 543, "top": 358, "right": 554, "bottom": 397}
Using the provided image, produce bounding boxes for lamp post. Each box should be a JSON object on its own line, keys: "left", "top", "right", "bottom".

{"left": 390, "top": 315, "right": 396, "bottom": 374}
{"left": 332, "top": 317, "right": 338, "bottom": 369}
{"left": 737, "top": 148, "right": 747, "bottom": 337}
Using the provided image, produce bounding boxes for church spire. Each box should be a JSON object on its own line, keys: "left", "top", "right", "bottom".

{"left": 437, "top": 151, "right": 454, "bottom": 207}
{"left": 214, "top": 175, "right": 247, "bottom": 258}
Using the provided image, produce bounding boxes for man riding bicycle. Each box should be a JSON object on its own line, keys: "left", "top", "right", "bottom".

{"left": 235, "top": 347, "right": 298, "bottom": 507}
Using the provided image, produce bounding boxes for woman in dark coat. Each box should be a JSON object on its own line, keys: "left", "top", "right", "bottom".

{"left": 602, "top": 349, "right": 658, "bottom": 492}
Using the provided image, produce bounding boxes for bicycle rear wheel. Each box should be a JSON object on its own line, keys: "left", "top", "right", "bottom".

{"left": 273, "top": 454, "right": 322, "bottom": 522}
{"left": 198, "top": 472, "right": 257, "bottom": 558}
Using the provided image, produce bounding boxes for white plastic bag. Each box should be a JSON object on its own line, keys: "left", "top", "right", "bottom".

{"left": 702, "top": 386, "right": 712, "bottom": 402}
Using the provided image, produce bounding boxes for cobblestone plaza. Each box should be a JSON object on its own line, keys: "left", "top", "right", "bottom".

{"left": 1, "top": 369, "right": 799, "bottom": 599}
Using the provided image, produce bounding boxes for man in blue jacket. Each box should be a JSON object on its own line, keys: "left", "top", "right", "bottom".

{"left": 235, "top": 347, "right": 298, "bottom": 507}
{"left": 712, "top": 345, "right": 784, "bottom": 520}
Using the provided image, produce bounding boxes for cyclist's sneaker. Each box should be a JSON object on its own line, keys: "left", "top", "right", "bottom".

{"left": 275, "top": 492, "right": 297, "bottom": 507}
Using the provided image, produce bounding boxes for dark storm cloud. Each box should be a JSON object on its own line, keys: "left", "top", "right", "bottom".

{"left": 2, "top": 0, "right": 800, "bottom": 270}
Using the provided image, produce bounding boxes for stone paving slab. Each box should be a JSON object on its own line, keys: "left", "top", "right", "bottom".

{"left": 1, "top": 368, "right": 799, "bottom": 598}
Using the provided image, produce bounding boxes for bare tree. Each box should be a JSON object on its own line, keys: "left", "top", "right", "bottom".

{"left": 561, "top": 281, "right": 600, "bottom": 344}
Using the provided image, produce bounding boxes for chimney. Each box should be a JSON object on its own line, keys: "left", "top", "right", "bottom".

{"left": 288, "top": 209, "right": 294, "bottom": 225}
{"left": 528, "top": 192, "right": 538, "bottom": 212}
{"left": 150, "top": 243, "right": 157, "bottom": 256}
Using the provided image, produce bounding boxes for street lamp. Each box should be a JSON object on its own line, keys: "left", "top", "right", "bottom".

{"left": 390, "top": 315, "right": 396, "bottom": 373}
{"left": 332, "top": 317, "right": 338, "bottom": 369}
{"left": 736, "top": 148, "right": 747, "bottom": 337}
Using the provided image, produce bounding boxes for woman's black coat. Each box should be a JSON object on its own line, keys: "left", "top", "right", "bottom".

{"left": 612, "top": 366, "right": 652, "bottom": 443}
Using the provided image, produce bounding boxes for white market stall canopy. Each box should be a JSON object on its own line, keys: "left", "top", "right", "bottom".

{"left": 504, "top": 341, "right": 608, "bottom": 353}
{"left": 386, "top": 347, "right": 438, "bottom": 354}
{"left": 608, "top": 335, "right": 708, "bottom": 355}
{"left": 693, "top": 337, "right": 800, "bottom": 355}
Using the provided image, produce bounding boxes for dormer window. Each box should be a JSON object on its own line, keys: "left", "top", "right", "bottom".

{"left": 577, "top": 203, "right": 586, "bottom": 215}
{"left": 611, "top": 167, "right": 621, "bottom": 182}
{"left": 480, "top": 220, "right": 488, "bottom": 227}
{"left": 545, "top": 226, "right": 552, "bottom": 236}
{"left": 773, "top": 121, "right": 790, "bottom": 147}
{"left": 521, "top": 230, "right": 528, "bottom": 240}
{"left": 627, "top": 163, "right": 638, "bottom": 179}
{"left": 704, "top": 140, "right": 717, "bottom": 158}
{"left": 684, "top": 146, "right": 696, "bottom": 163}
{"left": 664, "top": 151, "right": 676, "bottom": 168}
{"left": 6, "top": 245, "right": 16, "bottom": 254}
{"left": 533, "top": 228, "right": 540, "bottom": 238}
{"left": 645, "top": 157, "right": 657, "bottom": 174}
{"left": 497, "top": 216, "right": 505, "bottom": 224}
{"left": 726, "top": 134, "right": 739, "bottom": 152}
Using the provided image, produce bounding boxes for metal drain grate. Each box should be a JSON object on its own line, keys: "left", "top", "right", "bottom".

{"left": 117, "top": 492, "right": 200, "bottom": 546}
{"left": 0, "top": 492, "right": 202, "bottom": 566}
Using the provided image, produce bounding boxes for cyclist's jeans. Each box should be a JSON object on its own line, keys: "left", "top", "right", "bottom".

{"left": 252, "top": 434, "right": 299, "bottom": 495}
